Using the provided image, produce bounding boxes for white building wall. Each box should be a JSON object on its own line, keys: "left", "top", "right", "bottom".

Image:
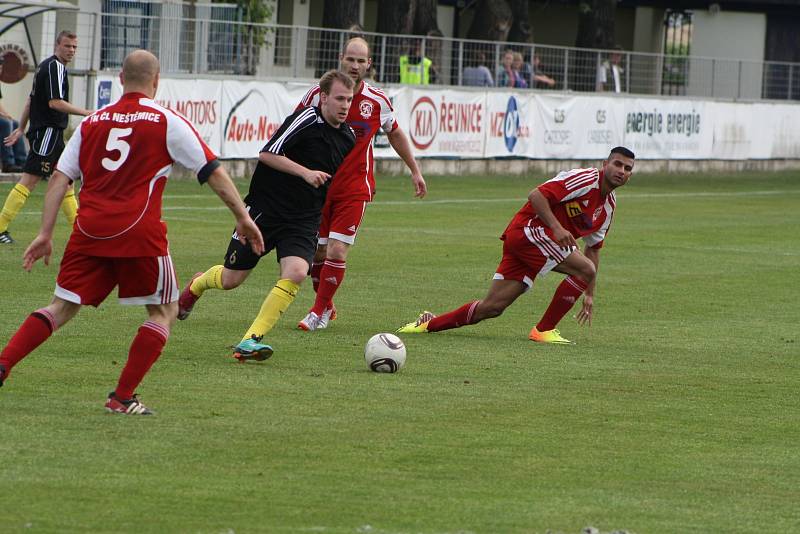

{"left": 688, "top": 10, "right": 766, "bottom": 99}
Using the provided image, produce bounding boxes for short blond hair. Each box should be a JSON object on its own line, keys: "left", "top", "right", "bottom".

{"left": 56, "top": 30, "right": 77, "bottom": 44}
{"left": 319, "top": 70, "right": 354, "bottom": 94}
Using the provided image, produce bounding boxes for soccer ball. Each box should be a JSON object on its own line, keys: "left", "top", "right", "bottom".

{"left": 364, "top": 333, "right": 407, "bottom": 373}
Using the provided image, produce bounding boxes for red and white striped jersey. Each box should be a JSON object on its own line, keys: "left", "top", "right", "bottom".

{"left": 297, "top": 79, "right": 397, "bottom": 201}
{"left": 56, "top": 92, "right": 218, "bottom": 257}
{"left": 506, "top": 167, "right": 616, "bottom": 249}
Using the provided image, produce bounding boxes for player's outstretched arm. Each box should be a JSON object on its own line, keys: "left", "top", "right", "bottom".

{"left": 48, "top": 98, "right": 92, "bottom": 117}
{"left": 205, "top": 166, "right": 265, "bottom": 255}
{"left": 23, "top": 171, "right": 71, "bottom": 271}
{"left": 386, "top": 127, "right": 427, "bottom": 198}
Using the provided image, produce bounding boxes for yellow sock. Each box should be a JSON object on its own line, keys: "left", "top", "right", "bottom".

{"left": 189, "top": 265, "right": 225, "bottom": 297}
{"left": 0, "top": 183, "right": 30, "bottom": 233}
{"left": 242, "top": 279, "right": 299, "bottom": 341}
{"left": 60, "top": 188, "right": 78, "bottom": 224}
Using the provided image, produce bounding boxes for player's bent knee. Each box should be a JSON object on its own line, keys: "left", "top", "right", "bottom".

{"left": 146, "top": 302, "right": 177, "bottom": 328}
{"left": 285, "top": 271, "right": 307, "bottom": 285}
{"left": 221, "top": 268, "right": 249, "bottom": 290}
{"left": 578, "top": 263, "right": 597, "bottom": 283}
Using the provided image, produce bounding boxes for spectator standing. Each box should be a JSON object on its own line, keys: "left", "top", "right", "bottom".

{"left": 462, "top": 51, "right": 494, "bottom": 87}
{"left": 0, "top": 30, "right": 92, "bottom": 245}
{"left": 0, "top": 56, "right": 27, "bottom": 172}
{"left": 597, "top": 46, "right": 625, "bottom": 93}
{"left": 532, "top": 54, "right": 557, "bottom": 89}
{"left": 399, "top": 41, "right": 433, "bottom": 85}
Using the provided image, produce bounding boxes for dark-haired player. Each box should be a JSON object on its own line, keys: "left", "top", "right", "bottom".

{"left": 398, "top": 147, "right": 635, "bottom": 344}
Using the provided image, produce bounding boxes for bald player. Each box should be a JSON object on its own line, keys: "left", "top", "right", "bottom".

{"left": 295, "top": 37, "right": 427, "bottom": 332}
{"left": 0, "top": 50, "right": 264, "bottom": 415}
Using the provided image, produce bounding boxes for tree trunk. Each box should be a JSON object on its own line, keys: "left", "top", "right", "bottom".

{"left": 413, "top": 0, "right": 440, "bottom": 35}
{"left": 322, "top": 0, "right": 360, "bottom": 29}
{"left": 413, "top": 0, "right": 443, "bottom": 83}
{"left": 572, "top": 0, "right": 617, "bottom": 91}
{"left": 466, "top": 0, "right": 512, "bottom": 43}
{"left": 376, "top": 0, "right": 415, "bottom": 83}
{"left": 317, "top": 0, "right": 361, "bottom": 76}
{"left": 508, "top": 0, "right": 532, "bottom": 44}
{"left": 376, "top": 0, "right": 415, "bottom": 34}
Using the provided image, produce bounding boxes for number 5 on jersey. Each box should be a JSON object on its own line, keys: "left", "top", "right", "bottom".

{"left": 102, "top": 127, "right": 133, "bottom": 171}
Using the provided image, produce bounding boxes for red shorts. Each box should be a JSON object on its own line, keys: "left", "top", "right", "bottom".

{"left": 55, "top": 247, "right": 179, "bottom": 307}
{"left": 318, "top": 198, "right": 368, "bottom": 246}
{"left": 494, "top": 225, "right": 576, "bottom": 290}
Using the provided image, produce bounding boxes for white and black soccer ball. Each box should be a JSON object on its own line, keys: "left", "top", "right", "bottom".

{"left": 365, "top": 333, "right": 407, "bottom": 373}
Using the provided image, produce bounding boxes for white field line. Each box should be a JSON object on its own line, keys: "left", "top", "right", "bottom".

{"left": 14, "top": 189, "right": 800, "bottom": 216}
{"left": 157, "top": 188, "right": 800, "bottom": 206}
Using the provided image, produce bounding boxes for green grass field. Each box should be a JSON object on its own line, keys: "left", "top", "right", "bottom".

{"left": 0, "top": 171, "right": 798, "bottom": 533}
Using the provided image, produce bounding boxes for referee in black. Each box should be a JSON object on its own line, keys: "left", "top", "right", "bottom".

{"left": 0, "top": 30, "right": 91, "bottom": 244}
{"left": 177, "top": 70, "right": 356, "bottom": 361}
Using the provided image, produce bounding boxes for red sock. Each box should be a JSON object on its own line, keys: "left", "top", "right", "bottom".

{"left": 311, "top": 258, "right": 345, "bottom": 315}
{"left": 114, "top": 321, "right": 168, "bottom": 400}
{"left": 310, "top": 260, "right": 324, "bottom": 293}
{"left": 536, "top": 276, "right": 588, "bottom": 331}
{"left": 428, "top": 300, "right": 480, "bottom": 332}
{"left": 0, "top": 309, "right": 57, "bottom": 374}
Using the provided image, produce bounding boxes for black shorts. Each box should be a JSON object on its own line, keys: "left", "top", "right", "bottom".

{"left": 223, "top": 206, "right": 320, "bottom": 271}
{"left": 23, "top": 127, "right": 65, "bottom": 179}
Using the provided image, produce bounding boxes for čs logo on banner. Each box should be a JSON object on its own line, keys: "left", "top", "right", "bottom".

{"left": 97, "top": 81, "right": 112, "bottom": 108}
{"left": 504, "top": 96, "right": 519, "bottom": 152}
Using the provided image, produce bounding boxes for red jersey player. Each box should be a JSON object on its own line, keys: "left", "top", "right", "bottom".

{"left": 398, "top": 147, "right": 635, "bottom": 345}
{"left": 295, "top": 37, "right": 427, "bottom": 332}
{"left": 0, "top": 50, "right": 263, "bottom": 414}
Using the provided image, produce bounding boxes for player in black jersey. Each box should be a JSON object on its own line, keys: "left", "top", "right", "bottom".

{"left": 0, "top": 30, "right": 92, "bottom": 244}
{"left": 177, "top": 70, "right": 356, "bottom": 361}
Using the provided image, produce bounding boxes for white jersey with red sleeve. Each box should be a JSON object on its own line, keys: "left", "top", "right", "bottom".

{"left": 56, "top": 92, "right": 218, "bottom": 257}
{"left": 505, "top": 168, "right": 617, "bottom": 249}
{"left": 297, "top": 80, "right": 397, "bottom": 201}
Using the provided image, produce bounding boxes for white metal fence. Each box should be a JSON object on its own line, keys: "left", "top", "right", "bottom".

{"left": 4, "top": 7, "right": 799, "bottom": 101}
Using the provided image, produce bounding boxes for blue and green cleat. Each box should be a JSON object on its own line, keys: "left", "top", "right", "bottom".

{"left": 232, "top": 335, "right": 273, "bottom": 362}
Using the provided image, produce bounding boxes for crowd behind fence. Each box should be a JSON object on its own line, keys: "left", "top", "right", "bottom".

{"left": 10, "top": 8, "right": 800, "bottom": 102}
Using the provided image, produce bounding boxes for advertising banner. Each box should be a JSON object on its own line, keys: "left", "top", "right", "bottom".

{"left": 154, "top": 79, "right": 223, "bottom": 153}
{"left": 92, "top": 76, "right": 800, "bottom": 161}
{"left": 532, "top": 94, "right": 626, "bottom": 160}
{"left": 484, "top": 92, "right": 535, "bottom": 158}
{"left": 220, "top": 81, "right": 309, "bottom": 158}
{"left": 621, "top": 98, "right": 712, "bottom": 159}
{"left": 750, "top": 103, "right": 800, "bottom": 159}
{"left": 402, "top": 88, "right": 485, "bottom": 158}
{"left": 708, "top": 102, "right": 753, "bottom": 160}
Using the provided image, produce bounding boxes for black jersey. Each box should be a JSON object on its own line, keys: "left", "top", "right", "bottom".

{"left": 246, "top": 106, "right": 355, "bottom": 221}
{"left": 29, "top": 55, "right": 69, "bottom": 131}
